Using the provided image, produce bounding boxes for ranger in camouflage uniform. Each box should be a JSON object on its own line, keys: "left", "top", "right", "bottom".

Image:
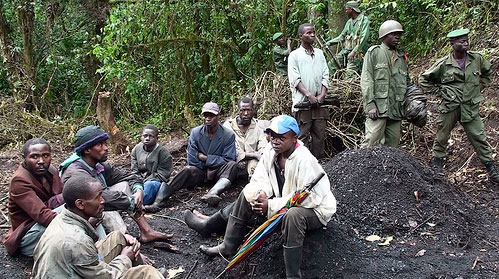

{"left": 419, "top": 28, "right": 499, "bottom": 183}
{"left": 326, "top": 1, "right": 370, "bottom": 78}
{"left": 361, "top": 20, "right": 412, "bottom": 147}
{"left": 273, "top": 32, "right": 292, "bottom": 75}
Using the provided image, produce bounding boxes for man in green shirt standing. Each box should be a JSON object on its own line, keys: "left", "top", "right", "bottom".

{"left": 419, "top": 29, "right": 499, "bottom": 183}
{"left": 273, "top": 32, "right": 292, "bottom": 75}
{"left": 326, "top": 1, "right": 370, "bottom": 78}
{"left": 361, "top": 20, "right": 412, "bottom": 147}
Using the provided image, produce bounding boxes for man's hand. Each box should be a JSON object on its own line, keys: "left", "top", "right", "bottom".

{"left": 122, "top": 234, "right": 141, "bottom": 260}
{"left": 368, "top": 108, "right": 379, "bottom": 120}
{"left": 307, "top": 94, "right": 318, "bottom": 105}
{"left": 88, "top": 216, "right": 103, "bottom": 228}
{"left": 251, "top": 191, "right": 268, "bottom": 216}
{"left": 237, "top": 160, "right": 247, "bottom": 170}
{"left": 348, "top": 51, "right": 356, "bottom": 61}
{"left": 132, "top": 189, "right": 144, "bottom": 210}
{"left": 121, "top": 246, "right": 135, "bottom": 261}
{"left": 317, "top": 93, "right": 326, "bottom": 104}
{"left": 198, "top": 152, "right": 208, "bottom": 162}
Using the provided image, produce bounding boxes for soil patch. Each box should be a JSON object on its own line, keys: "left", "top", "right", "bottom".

{"left": 0, "top": 144, "right": 498, "bottom": 279}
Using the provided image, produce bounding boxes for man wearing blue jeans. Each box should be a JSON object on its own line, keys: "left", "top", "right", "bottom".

{"left": 131, "top": 125, "right": 173, "bottom": 205}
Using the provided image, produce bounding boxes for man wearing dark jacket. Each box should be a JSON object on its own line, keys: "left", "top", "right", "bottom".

{"left": 145, "top": 102, "right": 237, "bottom": 212}
{"left": 60, "top": 125, "right": 170, "bottom": 243}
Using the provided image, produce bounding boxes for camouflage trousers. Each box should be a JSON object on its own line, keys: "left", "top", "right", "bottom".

{"left": 328, "top": 49, "right": 362, "bottom": 79}
{"left": 433, "top": 109, "right": 494, "bottom": 162}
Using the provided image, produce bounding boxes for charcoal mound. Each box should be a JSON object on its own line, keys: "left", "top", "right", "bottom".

{"left": 324, "top": 145, "right": 475, "bottom": 246}
{"left": 184, "top": 146, "right": 495, "bottom": 279}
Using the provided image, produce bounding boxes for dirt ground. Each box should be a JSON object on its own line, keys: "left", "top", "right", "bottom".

{"left": 1, "top": 136, "right": 498, "bottom": 279}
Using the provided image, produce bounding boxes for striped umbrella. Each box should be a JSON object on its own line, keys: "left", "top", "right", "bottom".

{"left": 215, "top": 172, "right": 325, "bottom": 278}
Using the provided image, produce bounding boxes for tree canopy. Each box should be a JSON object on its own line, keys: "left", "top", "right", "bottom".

{"left": 0, "top": 0, "right": 497, "bottom": 142}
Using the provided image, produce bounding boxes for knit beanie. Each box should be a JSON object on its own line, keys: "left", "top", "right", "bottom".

{"left": 74, "top": 125, "right": 109, "bottom": 154}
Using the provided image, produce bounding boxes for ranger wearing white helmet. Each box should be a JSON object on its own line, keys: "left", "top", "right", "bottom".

{"left": 360, "top": 20, "right": 414, "bottom": 147}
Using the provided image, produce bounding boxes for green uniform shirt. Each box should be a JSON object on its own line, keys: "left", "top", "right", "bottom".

{"left": 327, "top": 13, "right": 370, "bottom": 53}
{"left": 273, "top": 45, "right": 290, "bottom": 75}
{"left": 361, "top": 43, "right": 412, "bottom": 120}
{"left": 419, "top": 51, "right": 491, "bottom": 122}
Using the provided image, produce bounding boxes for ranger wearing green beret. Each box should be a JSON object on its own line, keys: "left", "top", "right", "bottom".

{"left": 326, "top": 1, "right": 370, "bottom": 78}
{"left": 419, "top": 29, "right": 499, "bottom": 183}
{"left": 361, "top": 20, "right": 413, "bottom": 147}
{"left": 273, "top": 32, "right": 292, "bottom": 75}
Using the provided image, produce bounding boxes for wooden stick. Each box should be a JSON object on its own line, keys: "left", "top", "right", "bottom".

{"left": 471, "top": 256, "right": 479, "bottom": 270}
{"left": 149, "top": 213, "right": 186, "bottom": 225}
{"left": 410, "top": 213, "right": 437, "bottom": 233}
{"left": 184, "top": 260, "right": 198, "bottom": 279}
{"left": 0, "top": 209, "right": 9, "bottom": 223}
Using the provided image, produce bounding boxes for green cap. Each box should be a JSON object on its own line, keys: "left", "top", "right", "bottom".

{"left": 273, "top": 32, "right": 283, "bottom": 41}
{"left": 446, "top": 28, "right": 469, "bottom": 38}
{"left": 345, "top": 1, "right": 361, "bottom": 13}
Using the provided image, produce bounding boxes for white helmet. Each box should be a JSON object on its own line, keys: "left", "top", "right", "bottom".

{"left": 378, "top": 20, "right": 404, "bottom": 39}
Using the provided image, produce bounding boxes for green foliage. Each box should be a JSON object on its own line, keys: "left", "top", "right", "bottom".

{"left": 93, "top": 0, "right": 317, "bottom": 130}
{"left": 0, "top": 0, "right": 94, "bottom": 118}
{"left": 0, "top": 0, "right": 496, "bottom": 143}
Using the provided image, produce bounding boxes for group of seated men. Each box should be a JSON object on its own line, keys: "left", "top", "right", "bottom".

{"left": 2, "top": 96, "right": 335, "bottom": 278}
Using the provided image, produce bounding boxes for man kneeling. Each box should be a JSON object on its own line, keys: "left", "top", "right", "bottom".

{"left": 32, "top": 176, "right": 166, "bottom": 278}
{"left": 199, "top": 115, "right": 336, "bottom": 278}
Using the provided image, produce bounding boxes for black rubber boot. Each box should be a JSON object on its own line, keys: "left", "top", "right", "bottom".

{"left": 144, "top": 183, "right": 173, "bottom": 213}
{"left": 283, "top": 246, "right": 303, "bottom": 279}
{"left": 484, "top": 161, "right": 499, "bottom": 184}
{"left": 184, "top": 209, "right": 228, "bottom": 236}
{"left": 199, "top": 214, "right": 245, "bottom": 257}
{"left": 200, "top": 178, "right": 231, "bottom": 207}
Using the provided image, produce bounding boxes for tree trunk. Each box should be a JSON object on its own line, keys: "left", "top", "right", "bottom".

{"left": 17, "top": 0, "right": 37, "bottom": 108}
{"left": 328, "top": 0, "right": 349, "bottom": 37}
{"left": 81, "top": 0, "right": 111, "bottom": 101}
{"left": 0, "top": 2, "right": 21, "bottom": 95}
{"left": 96, "top": 91, "right": 131, "bottom": 154}
{"left": 280, "top": 0, "right": 288, "bottom": 33}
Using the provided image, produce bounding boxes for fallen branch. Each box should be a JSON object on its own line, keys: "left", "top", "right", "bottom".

{"left": 471, "top": 256, "right": 479, "bottom": 270}
{"left": 1, "top": 209, "right": 9, "bottom": 223}
{"left": 149, "top": 213, "right": 186, "bottom": 225}
{"left": 184, "top": 260, "right": 198, "bottom": 279}
{"left": 410, "top": 213, "right": 437, "bottom": 233}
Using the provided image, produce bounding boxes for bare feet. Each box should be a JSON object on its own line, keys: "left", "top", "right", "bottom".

{"left": 193, "top": 209, "right": 209, "bottom": 220}
{"left": 139, "top": 230, "right": 173, "bottom": 243}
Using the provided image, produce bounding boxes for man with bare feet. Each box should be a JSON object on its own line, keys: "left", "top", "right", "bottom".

{"left": 60, "top": 125, "right": 171, "bottom": 243}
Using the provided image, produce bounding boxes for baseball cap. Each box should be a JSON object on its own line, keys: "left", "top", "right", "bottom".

{"left": 201, "top": 102, "right": 220, "bottom": 115}
{"left": 265, "top": 115, "right": 300, "bottom": 135}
